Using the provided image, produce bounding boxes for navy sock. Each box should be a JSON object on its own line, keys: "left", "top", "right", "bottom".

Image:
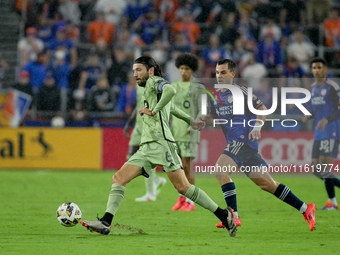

{"left": 324, "top": 178, "right": 335, "bottom": 199}
{"left": 328, "top": 173, "right": 340, "bottom": 188}
{"left": 273, "top": 184, "right": 303, "bottom": 211}
{"left": 221, "top": 182, "right": 237, "bottom": 212}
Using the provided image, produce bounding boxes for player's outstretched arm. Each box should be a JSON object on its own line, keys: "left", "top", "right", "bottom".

{"left": 153, "top": 84, "right": 176, "bottom": 113}
{"left": 170, "top": 102, "right": 193, "bottom": 125}
{"left": 197, "top": 115, "right": 214, "bottom": 126}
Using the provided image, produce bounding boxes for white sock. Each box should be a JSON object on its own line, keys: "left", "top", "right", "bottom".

{"left": 179, "top": 193, "right": 185, "bottom": 198}
{"left": 329, "top": 197, "right": 338, "bottom": 205}
{"left": 185, "top": 198, "right": 194, "bottom": 204}
{"left": 299, "top": 203, "right": 308, "bottom": 213}
{"left": 233, "top": 211, "right": 239, "bottom": 218}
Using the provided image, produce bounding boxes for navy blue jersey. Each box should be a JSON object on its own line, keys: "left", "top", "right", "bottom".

{"left": 310, "top": 78, "right": 340, "bottom": 140}
{"left": 208, "top": 84, "right": 263, "bottom": 150}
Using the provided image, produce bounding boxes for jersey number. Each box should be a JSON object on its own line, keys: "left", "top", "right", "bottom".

{"left": 144, "top": 100, "right": 149, "bottom": 109}
{"left": 319, "top": 140, "right": 330, "bottom": 153}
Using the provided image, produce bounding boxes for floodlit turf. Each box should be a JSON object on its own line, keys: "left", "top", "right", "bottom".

{"left": 1, "top": 170, "right": 340, "bottom": 255}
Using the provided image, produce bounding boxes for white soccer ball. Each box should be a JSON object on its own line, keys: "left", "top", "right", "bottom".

{"left": 56, "top": 202, "right": 82, "bottom": 227}
{"left": 51, "top": 116, "right": 65, "bottom": 128}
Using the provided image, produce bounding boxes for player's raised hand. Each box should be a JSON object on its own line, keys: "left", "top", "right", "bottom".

{"left": 316, "top": 118, "right": 328, "bottom": 131}
{"left": 191, "top": 120, "right": 206, "bottom": 131}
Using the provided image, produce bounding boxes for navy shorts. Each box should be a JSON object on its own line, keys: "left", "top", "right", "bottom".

{"left": 312, "top": 139, "right": 339, "bottom": 159}
{"left": 222, "top": 140, "right": 268, "bottom": 176}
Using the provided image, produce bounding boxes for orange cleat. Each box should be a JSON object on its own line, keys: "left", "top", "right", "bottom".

{"left": 172, "top": 197, "right": 186, "bottom": 211}
{"left": 303, "top": 203, "right": 316, "bottom": 231}
{"left": 179, "top": 202, "right": 195, "bottom": 211}
{"left": 216, "top": 208, "right": 241, "bottom": 228}
{"left": 321, "top": 201, "right": 339, "bottom": 210}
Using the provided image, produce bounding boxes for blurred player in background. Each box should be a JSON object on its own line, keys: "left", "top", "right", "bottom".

{"left": 124, "top": 84, "right": 167, "bottom": 202}
{"left": 302, "top": 57, "right": 340, "bottom": 210}
{"left": 80, "top": 56, "right": 237, "bottom": 237}
{"left": 199, "top": 59, "right": 316, "bottom": 231}
{"left": 171, "top": 53, "right": 202, "bottom": 211}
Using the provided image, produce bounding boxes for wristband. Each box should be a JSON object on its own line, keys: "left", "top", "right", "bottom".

{"left": 252, "top": 125, "right": 262, "bottom": 132}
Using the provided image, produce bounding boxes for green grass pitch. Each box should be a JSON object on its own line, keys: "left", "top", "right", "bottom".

{"left": 1, "top": 170, "right": 340, "bottom": 255}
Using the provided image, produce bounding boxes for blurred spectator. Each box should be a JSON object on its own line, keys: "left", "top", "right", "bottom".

{"left": 125, "top": 0, "right": 153, "bottom": 23}
{"left": 241, "top": 53, "right": 267, "bottom": 90}
{"left": 46, "top": 26, "right": 77, "bottom": 69}
{"left": 22, "top": 53, "right": 48, "bottom": 92}
{"left": 50, "top": 50, "right": 71, "bottom": 89}
{"left": 279, "top": 0, "right": 306, "bottom": 28}
{"left": 36, "top": 15, "right": 53, "bottom": 47}
{"left": 250, "top": 0, "right": 272, "bottom": 24}
{"left": 133, "top": 8, "right": 168, "bottom": 45}
{"left": 259, "top": 17, "right": 282, "bottom": 42}
{"left": 307, "top": 0, "right": 332, "bottom": 26}
{"left": 280, "top": 56, "right": 308, "bottom": 88}
{"left": 201, "top": 34, "right": 229, "bottom": 77}
{"left": 155, "top": 0, "right": 180, "bottom": 24}
{"left": 255, "top": 32, "right": 283, "bottom": 76}
{"left": 58, "top": 0, "right": 81, "bottom": 26}
{"left": 94, "top": 0, "right": 127, "bottom": 26}
{"left": 11, "top": 71, "right": 34, "bottom": 99}
{"left": 217, "top": 12, "right": 238, "bottom": 46}
{"left": 251, "top": 79, "right": 273, "bottom": 110}
{"left": 89, "top": 76, "right": 115, "bottom": 112}
{"left": 64, "top": 21, "right": 80, "bottom": 46}
{"left": 175, "top": 0, "right": 202, "bottom": 21}
{"left": 286, "top": 30, "right": 315, "bottom": 72}
{"left": 172, "top": 12, "right": 201, "bottom": 44}
{"left": 115, "top": 29, "right": 145, "bottom": 59}
{"left": 169, "top": 32, "right": 192, "bottom": 54}
{"left": 0, "top": 52, "right": 9, "bottom": 89}
{"left": 148, "top": 39, "right": 167, "bottom": 66}
{"left": 87, "top": 11, "right": 115, "bottom": 51}
{"left": 78, "top": 53, "right": 106, "bottom": 91}
{"left": 324, "top": 7, "right": 340, "bottom": 47}
{"left": 68, "top": 88, "right": 89, "bottom": 121}
{"left": 232, "top": 38, "right": 247, "bottom": 73}
{"left": 37, "top": 0, "right": 59, "bottom": 20}
{"left": 117, "top": 73, "right": 137, "bottom": 117}
{"left": 36, "top": 73, "right": 61, "bottom": 116}
{"left": 165, "top": 50, "right": 181, "bottom": 83}
{"left": 18, "top": 27, "right": 44, "bottom": 67}
{"left": 13, "top": 0, "right": 37, "bottom": 29}
{"left": 236, "top": 9, "right": 257, "bottom": 52}
{"left": 107, "top": 48, "right": 131, "bottom": 88}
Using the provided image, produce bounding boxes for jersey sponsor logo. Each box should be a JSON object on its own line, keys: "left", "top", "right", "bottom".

{"left": 157, "top": 81, "right": 169, "bottom": 92}
{"left": 311, "top": 97, "right": 325, "bottom": 105}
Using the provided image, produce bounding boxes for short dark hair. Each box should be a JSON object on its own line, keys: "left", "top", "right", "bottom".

{"left": 175, "top": 53, "right": 199, "bottom": 72}
{"left": 217, "top": 59, "right": 237, "bottom": 72}
{"left": 310, "top": 57, "right": 328, "bottom": 68}
{"left": 134, "top": 55, "right": 165, "bottom": 77}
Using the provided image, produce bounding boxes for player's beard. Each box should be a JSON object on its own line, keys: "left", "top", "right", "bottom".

{"left": 137, "top": 73, "right": 149, "bottom": 87}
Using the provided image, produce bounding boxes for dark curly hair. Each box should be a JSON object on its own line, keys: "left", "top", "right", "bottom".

{"left": 175, "top": 53, "right": 199, "bottom": 72}
{"left": 310, "top": 57, "right": 328, "bottom": 68}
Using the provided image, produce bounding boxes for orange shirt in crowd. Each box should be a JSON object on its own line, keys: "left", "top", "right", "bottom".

{"left": 324, "top": 18, "right": 340, "bottom": 46}
{"left": 155, "top": 0, "right": 180, "bottom": 23}
{"left": 172, "top": 22, "right": 201, "bottom": 44}
{"left": 87, "top": 21, "right": 115, "bottom": 45}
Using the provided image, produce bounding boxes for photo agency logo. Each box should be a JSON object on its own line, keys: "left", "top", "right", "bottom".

{"left": 199, "top": 84, "right": 312, "bottom": 128}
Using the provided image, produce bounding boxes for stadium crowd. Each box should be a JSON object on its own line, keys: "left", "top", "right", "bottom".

{"left": 2, "top": 0, "right": 340, "bottom": 127}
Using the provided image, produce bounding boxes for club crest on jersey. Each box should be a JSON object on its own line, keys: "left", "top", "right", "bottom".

{"left": 321, "top": 89, "right": 327, "bottom": 96}
{"left": 227, "top": 95, "right": 233, "bottom": 103}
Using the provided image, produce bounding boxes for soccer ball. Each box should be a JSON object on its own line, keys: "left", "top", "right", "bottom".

{"left": 56, "top": 202, "right": 82, "bottom": 227}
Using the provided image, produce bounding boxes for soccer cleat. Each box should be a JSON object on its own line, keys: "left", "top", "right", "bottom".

{"left": 155, "top": 177, "right": 167, "bottom": 195}
{"left": 321, "top": 201, "right": 339, "bottom": 210}
{"left": 179, "top": 202, "right": 195, "bottom": 211}
{"left": 80, "top": 219, "right": 111, "bottom": 235}
{"left": 172, "top": 197, "right": 186, "bottom": 210}
{"left": 135, "top": 193, "right": 156, "bottom": 202}
{"left": 303, "top": 203, "right": 316, "bottom": 231}
{"left": 216, "top": 208, "right": 241, "bottom": 228}
{"left": 221, "top": 207, "right": 237, "bottom": 237}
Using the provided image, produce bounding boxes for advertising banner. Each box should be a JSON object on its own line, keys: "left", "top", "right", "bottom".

{"left": 0, "top": 128, "right": 102, "bottom": 170}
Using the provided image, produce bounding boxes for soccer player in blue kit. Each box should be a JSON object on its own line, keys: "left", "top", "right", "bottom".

{"left": 303, "top": 57, "right": 340, "bottom": 210}
{"left": 199, "top": 59, "right": 316, "bottom": 231}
